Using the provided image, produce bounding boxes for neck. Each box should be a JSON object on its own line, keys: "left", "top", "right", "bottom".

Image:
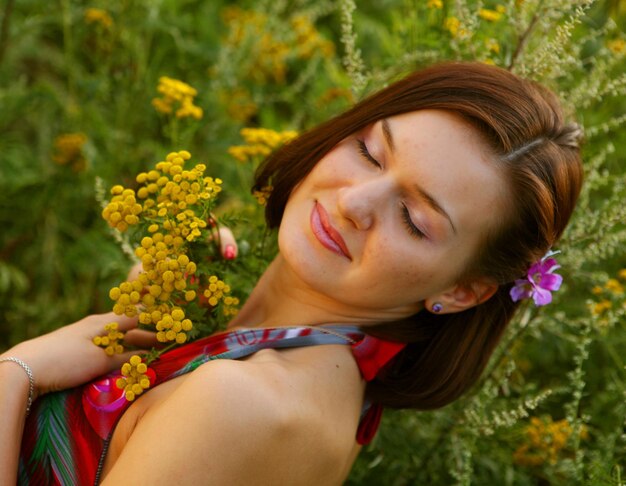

{"left": 227, "top": 255, "right": 419, "bottom": 330}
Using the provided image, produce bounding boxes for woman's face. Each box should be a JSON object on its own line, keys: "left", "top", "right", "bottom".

{"left": 278, "top": 109, "right": 507, "bottom": 320}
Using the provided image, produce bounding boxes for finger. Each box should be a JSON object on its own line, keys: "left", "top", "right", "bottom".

{"left": 109, "top": 349, "right": 152, "bottom": 369}
{"left": 106, "top": 313, "right": 140, "bottom": 332}
{"left": 218, "top": 227, "right": 238, "bottom": 260}
{"left": 126, "top": 263, "right": 143, "bottom": 282}
{"left": 123, "top": 329, "right": 159, "bottom": 348}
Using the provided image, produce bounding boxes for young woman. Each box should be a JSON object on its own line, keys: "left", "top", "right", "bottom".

{"left": 0, "top": 62, "right": 583, "bottom": 485}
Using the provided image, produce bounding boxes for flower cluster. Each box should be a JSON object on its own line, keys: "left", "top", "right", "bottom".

{"left": 201, "top": 276, "right": 240, "bottom": 317}
{"left": 52, "top": 133, "right": 88, "bottom": 172}
{"left": 84, "top": 8, "right": 113, "bottom": 29}
{"left": 102, "top": 186, "right": 143, "bottom": 233}
{"left": 218, "top": 87, "right": 258, "bottom": 123}
{"left": 444, "top": 17, "right": 468, "bottom": 39}
{"left": 291, "top": 15, "right": 335, "bottom": 59}
{"left": 96, "top": 150, "right": 239, "bottom": 401}
{"left": 588, "top": 269, "right": 626, "bottom": 325}
{"left": 92, "top": 322, "right": 125, "bottom": 356}
{"left": 513, "top": 416, "right": 587, "bottom": 467}
{"left": 252, "top": 185, "right": 273, "bottom": 206}
{"left": 607, "top": 38, "right": 626, "bottom": 56}
{"left": 216, "top": 6, "right": 335, "bottom": 122}
{"left": 116, "top": 355, "right": 152, "bottom": 401}
{"left": 316, "top": 87, "right": 354, "bottom": 108}
{"left": 478, "top": 7, "right": 505, "bottom": 23}
{"left": 153, "top": 306, "right": 193, "bottom": 344}
{"left": 152, "top": 77, "right": 203, "bottom": 120}
{"left": 221, "top": 7, "right": 289, "bottom": 84}
{"left": 510, "top": 253, "right": 563, "bottom": 307}
{"left": 228, "top": 128, "right": 298, "bottom": 163}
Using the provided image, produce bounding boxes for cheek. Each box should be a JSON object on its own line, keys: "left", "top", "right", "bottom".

{"left": 363, "top": 236, "right": 431, "bottom": 288}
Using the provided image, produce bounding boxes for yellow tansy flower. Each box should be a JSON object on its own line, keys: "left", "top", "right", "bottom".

{"left": 253, "top": 185, "right": 273, "bottom": 206}
{"left": 228, "top": 128, "right": 298, "bottom": 163}
{"left": 589, "top": 299, "right": 612, "bottom": 316}
{"left": 84, "top": 8, "right": 113, "bottom": 29}
{"left": 152, "top": 77, "right": 203, "bottom": 120}
{"left": 427, "top": 0, "right": 444, "bottom": 9}
{"left": 607, "top": 39, "right": 626, "bottom": 55}
{"left": 52, "top": 133, "right": 88, "bottom": 172}
{"left": 486, "top": 38, "right": 500, "bottom": 53}
{"left": 93, "top": 322, "right": 125, "bottom": 356}
{"left": 444, "top": 17, "right": 460, "bottom": 37}
{"left": 513, "top": 416, "right": 585, "bottom": 467}
{"left": 116, "top": 355, "right": 152, "bottom": 401}
{"left": 605, "top": 278, "right": 624, "bottom": 295}
{"left": 478, "top": 8, "right": 503, "bottom": 22}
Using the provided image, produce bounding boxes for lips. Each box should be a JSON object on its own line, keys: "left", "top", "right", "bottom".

{"left": 310, "top": 201, "right": 352, "bottom": 260}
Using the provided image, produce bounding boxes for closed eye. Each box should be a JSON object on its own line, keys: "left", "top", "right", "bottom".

{"left": 356, "top": 139, "right": 381, "bottom": 168}
{"left": 401, "top": 204, "right": 426, "bottom": 239}
{"left": 357, "top": 138, "right": 426, "bottom": 239}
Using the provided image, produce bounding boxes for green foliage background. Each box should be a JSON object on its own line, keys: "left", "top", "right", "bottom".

{"left": 1, "top": 0, "right": 625, "bottom": 484}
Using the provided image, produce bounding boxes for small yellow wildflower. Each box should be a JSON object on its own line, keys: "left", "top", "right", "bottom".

{"left": 589, "top": 299, "right": 612, "bottom": 316}
{"left": 93, "top": 322, "right": 125, "bottom": 356}
{"left": 444, "top": 17, "right": 460, "bottom": 37}
{"left": 102, "top": 187, "right": 143, "bottom": 233}
{"left": 605, "top": 278, "right": 624, "bottom": 295}
{"left": 221, "top": 6, "right": 289, "bottom": 84}
{"left": 316, "top": 87, "right": 355, "bottom": 107}
{"left": 607, "top": 39, "right": 626, "bottom": 55}
{"left": 291, "top": 15, "right": 335, "bottom": 59}
{"left": 52, "top": 133, "right": 88, "bottom": 172}
{"left": 427, "top": 0, "right": 443, "bottom": 8}
{"left": 618, "top": 269, "right": 626, "bottom": 280}
{"left": 152, "top": 77, "right": 203, "bottom": 120}
{"left": 203, "top": 275, "right": 233, "bottom": 308}
{"left": 485, "top": 38, "right": 500, "bottom": 54}
{"left": 478, "top": 8, "right": 503, "bottom": 22}
{"left": 223, "top": 296, "right": 241, "bottom": 317}
{"left": 219, "top": 87, "right": 258, "bottom": 123}
{"left": 84, "top": 8, "right": 113, "bottom": 29}
{"left": 116, "top": 355, "right": 152, "bottom": 401}
{"left": 513, "top": 416, "right": 586, "bottom": 467}
{"left": 591, "top": 285, "right": 603, "bottom": 295}
{"left": 253, "top": 185, "right": 273, "bottom": 206}
{"left": 155, "top": 307, "right": 190, "bottom": 343}
{"left": 228, "top": 128, "right": 298, "bottom": 163}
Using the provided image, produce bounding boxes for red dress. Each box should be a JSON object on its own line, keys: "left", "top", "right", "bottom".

{"left": 19, "top": 324, "right": 405, "bottom": 485}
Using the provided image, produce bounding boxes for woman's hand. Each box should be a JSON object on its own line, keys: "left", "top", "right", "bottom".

{"left": 1, "top": 312, "right": 156, "bottom": 398}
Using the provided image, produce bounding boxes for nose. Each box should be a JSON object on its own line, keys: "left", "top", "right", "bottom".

{"left": 337, "top": 177, "right": 391, "bottom": 230}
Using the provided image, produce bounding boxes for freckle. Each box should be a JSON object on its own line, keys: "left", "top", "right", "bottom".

{"left": 336, "top": 364, "right": 339, "bottom": 368}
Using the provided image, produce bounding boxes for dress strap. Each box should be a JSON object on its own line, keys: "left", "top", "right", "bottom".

{"left": 350, "top": 333, "right": 406, "bottom": 381}
{"left": 349, "top": 334, "right": 407, "bottom": 445}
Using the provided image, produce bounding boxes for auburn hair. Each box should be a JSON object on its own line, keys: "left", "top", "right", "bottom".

{"left": 254, "top": 61, "right": 583, "bottom": 409}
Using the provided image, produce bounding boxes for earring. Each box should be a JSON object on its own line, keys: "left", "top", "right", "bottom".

{"left": 432, "top": 302, "right": 443, "bottom": 313}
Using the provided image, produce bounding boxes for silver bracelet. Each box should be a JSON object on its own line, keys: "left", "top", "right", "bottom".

{"left": 0, "top": 357, "right": 35, "bottom": 415}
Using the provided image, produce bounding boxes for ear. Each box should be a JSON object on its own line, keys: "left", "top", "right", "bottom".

{"left": 425, "top": 278, "right": 498, "bottom": 314}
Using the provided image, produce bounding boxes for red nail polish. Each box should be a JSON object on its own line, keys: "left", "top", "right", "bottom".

{"left": 224, "top": 245, "right": 236, "bottom": 260}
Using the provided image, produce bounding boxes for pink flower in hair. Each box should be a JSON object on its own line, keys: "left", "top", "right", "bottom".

{"left": 510, "top": 252, "right": 563, "bottom": 306}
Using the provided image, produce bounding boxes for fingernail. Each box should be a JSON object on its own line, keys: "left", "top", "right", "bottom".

{"left": 224, "top": 245, "right": 236, "bottom": 260}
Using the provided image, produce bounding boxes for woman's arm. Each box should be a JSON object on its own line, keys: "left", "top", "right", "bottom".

{"left": 0, "top": 361, "right": 30, "bottom": 485}
{"left": 0, "top": 312, "right": 155, "bottom": 483}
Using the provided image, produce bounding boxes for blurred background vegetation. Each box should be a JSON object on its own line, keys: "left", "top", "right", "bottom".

{"left": 1, "top": 0, "right": 625, "bottom": 484}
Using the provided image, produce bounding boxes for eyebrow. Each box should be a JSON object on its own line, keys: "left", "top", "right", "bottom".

{"left": 381, "top": 118, "right": 457, "bottom": 235}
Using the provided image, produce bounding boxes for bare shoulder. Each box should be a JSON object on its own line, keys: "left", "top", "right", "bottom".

{"left": 102, "top": 346, "right": 365, "bottom": 485}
